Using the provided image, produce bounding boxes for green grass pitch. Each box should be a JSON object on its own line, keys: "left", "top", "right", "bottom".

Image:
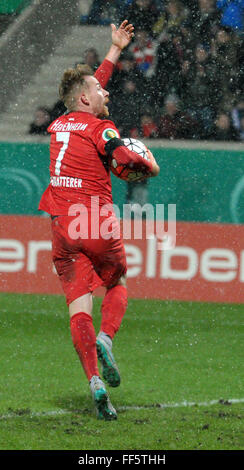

{"left": 0, "top": 292, "right": 243, "bottom": 450}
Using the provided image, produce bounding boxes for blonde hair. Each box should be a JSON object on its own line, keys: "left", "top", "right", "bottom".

{"left": 59, "top": 64, "right": 93, "bottom": 110}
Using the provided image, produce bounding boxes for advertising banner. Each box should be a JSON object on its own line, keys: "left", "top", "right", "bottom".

{"left": 1, "top": 215, "right": 244, "bottom": 303}
{"left": 1, "top": 142, "right": 244, "bottom": 224}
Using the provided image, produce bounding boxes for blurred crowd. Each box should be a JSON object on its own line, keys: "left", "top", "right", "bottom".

{"left": 29, "top": 0, "right": 244, "bottom": 142}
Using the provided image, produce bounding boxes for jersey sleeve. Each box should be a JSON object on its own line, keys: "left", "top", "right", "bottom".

{"left": 90, "top": 120, "right": 153, "bottom": 174}
{"left": 90, "top": 120, "right": 121, "bottom": 156}
{"left": 94, "top": 59, "right": 114, "bottom": 88}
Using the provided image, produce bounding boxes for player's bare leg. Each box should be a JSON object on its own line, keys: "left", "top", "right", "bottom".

{"left": 69, "top": 292, "right": 93, "bottom": 317}
{"left": 69, "top": 292, "right": 117, "bottom": 420}
{"left": 97, "top": 275, "right": 128, "bottom": 387}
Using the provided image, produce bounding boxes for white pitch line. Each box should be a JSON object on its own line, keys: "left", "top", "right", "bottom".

{"left": 0, "top": 409, "right": 70, "bottom": 421}
{"left": 0, "top": 398, "right": 244, "bottom": 421}
{"left": 120, "top": 398, "right": 244, "bottom": 410}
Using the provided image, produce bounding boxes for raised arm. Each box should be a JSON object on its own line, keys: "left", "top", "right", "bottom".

{"left": 105, "top": 20, "right": 134, "bottom": 64}
{"left": 95, "top": 20, "right": 134, "bottom": 88}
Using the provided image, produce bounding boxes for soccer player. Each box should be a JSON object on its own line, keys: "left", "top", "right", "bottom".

{"left": 39, "top": 20, "right": 159, "bottom": 420}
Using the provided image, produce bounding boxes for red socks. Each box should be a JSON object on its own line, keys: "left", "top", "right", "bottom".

{"left": 100, "top": 285, "right": 128, "bottom": 339}
{"left": 69, "top": 286, "right": 127, "bottom": 382}
{"left": 70, "top": 312, "right": 99, "bottom": 381}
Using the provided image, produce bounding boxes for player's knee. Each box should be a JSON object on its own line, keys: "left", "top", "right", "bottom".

{"left": 69, "top": 293, "right": 93, "bottom": 318}
{"left": 116, "top": 275, "right": 127, "bottom": 287}
{"left": 107, "top": 273, "right": 127, "bottom": 289}
{"left": 105, "top": 261, "right": 127, "bottom": 289}
{"left": 114, "top": 259, "right": 127, "bottom": 286}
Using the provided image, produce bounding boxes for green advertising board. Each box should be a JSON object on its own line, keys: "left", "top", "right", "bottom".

{"left": 0, "top": 142, "right": 244, "bottom": 223}
{"left": 0, "top": 0, "right": 31, "bottom": 14}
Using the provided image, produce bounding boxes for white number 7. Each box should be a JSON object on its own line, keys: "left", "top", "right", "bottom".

{"left": 55, "top": 132, "right": 70, "bottom": 176}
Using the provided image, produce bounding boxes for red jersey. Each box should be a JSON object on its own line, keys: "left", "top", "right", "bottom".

{"left": 39, "top": 59, "right": 118, "bottom": 216}
{"left": 39, "top": 111, "right": 121, "bottom": 215}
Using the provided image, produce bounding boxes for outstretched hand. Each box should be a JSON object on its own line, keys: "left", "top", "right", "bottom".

{"left": 111, "top": 20, "right": 134, "bottom": 50}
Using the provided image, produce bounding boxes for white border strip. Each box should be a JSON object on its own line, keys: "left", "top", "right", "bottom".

{"left": 142, "top": 138, "right": 244, "bottom": 152}
{"left": 1, "top": 398, "right": 244, "bottom": 420}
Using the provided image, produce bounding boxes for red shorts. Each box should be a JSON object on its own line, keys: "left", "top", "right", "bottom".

{"left": 51, "top": 212, "right": 127, "bottom": 305}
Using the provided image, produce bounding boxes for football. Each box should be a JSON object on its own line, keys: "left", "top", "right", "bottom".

{"left": 110, "top": 137, "right": 150, "bottom": 182}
